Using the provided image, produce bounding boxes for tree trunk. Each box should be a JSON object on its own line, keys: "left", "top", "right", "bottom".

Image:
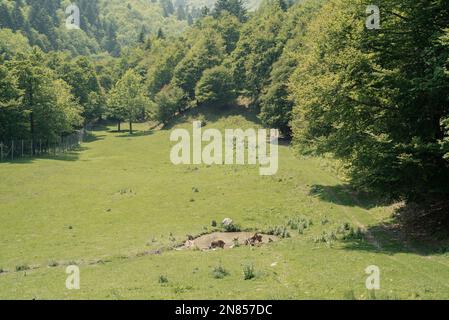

{"left": 30, "top": 112, "right": 35, "bottom": 155}
{"left": 118, "top": 121, "right": 121, "bottom": 132}
{"left": 129, "top": 121, "right": 133, "bottom": 134}
{"left": 29, "top": 78, "right": 35, "bottom": 155}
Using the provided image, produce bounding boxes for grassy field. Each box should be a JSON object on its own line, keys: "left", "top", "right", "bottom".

{"left": 1, "top": 107, "right": 449, "bottom": 300}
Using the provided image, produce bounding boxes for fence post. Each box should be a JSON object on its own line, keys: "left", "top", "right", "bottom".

{"left": 39, "top": 139, "right": 42, "bottom": 155}
{"left": 21, "top": 140, "right": 24, "bottom": 158}
{"left": 0, "top": 143, "right": 3, "bottom": 162}
{"left": 11, "top": 140, "right": 14, "bottom": 161}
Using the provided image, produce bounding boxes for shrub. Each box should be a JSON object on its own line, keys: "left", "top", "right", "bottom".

{"left": 313, "top": 231, "right": 337, "bottom": 245}
{"left": 266, "top": 225, "right": 290, "bottom": 238}
{"left": 158, "top": 275, "right": 169, "bottom": 284}
{"left": 287, "top": 216, "right": 313, "bottom": 234}
{"left": 212, "top": 265, "right": 230, "bottom": 279}
{"left": 342, "top": 227, "right": 364, "bottom": 241}
{"left": 173, "top": 284, "right": 193, "bottom": 294}
{"left": 223, "top": 223, "right": 241, "bottom": 232}
{"left": 15, "top": 264, "right": 30, "bottom": 272}
{"left": 243, "top": 264, "right": 255, "bottom": 280}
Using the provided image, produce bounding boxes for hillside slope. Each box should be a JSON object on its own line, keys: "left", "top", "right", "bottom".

{"left": 1, "top": 107, "right": 448, "bottom": 299}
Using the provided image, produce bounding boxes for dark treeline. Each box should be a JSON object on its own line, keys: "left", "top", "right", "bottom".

{"left": 1, "top": 0, "right": 449, "bottom": 221}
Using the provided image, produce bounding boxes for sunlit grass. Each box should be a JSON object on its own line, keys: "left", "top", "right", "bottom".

{"left": 1, "top": 108, "right": 449, "bottom": 299}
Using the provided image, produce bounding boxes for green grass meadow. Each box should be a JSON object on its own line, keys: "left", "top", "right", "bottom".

{"left": 1, "top": 107, "right": 449, "bottom": 299}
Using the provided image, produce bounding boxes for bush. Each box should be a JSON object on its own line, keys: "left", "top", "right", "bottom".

{"left": 342, "top": 227, "right": 364, "bottom": 241}
{"left": 243, "top": 264, "right": 255, "bottom": 280}
{"left": 287, "top": 216, "right": 313, "bottom": 234}
{"left": 314, "top": 231, "right": 337, "bottom": 246}
{"left": 266, "top": 225, "right": 290, "bottom": 238}
{"left": 195, "top": 65, "right": 235, "bottom": 108}
{"left": 212, "top": 265, "right": 230, "bottom": 279}
{"left": 158, "top": 275, "right": 169, "bottom": 284}
{"left": 222, "top": 222, "right": 241, "bottom": 232}
{"left": 15, "top": 264, "right": 30, "bottom": 272}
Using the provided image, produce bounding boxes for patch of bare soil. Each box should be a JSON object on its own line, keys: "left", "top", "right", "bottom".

{"left": 179, "top": 232, "right": 278, "bottom": 250}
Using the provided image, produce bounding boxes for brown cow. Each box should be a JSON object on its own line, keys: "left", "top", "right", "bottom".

{"left": 245, "top": 233, "right": 263, "bottom": 246}
{"left": 209, "top": 240, "right": 226, "bottom": 249}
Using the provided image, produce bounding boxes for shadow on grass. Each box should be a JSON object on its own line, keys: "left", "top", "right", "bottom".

{"left": 90, "top": 122, "right": 110, "bottom": 132}
{"left": 341, "top": 222, "right": 449, "bottom": 256}
{"left": 114, "top": 130, "right": 154, "bottom": 138}
{"left": 309, "top": 184, "right": 392, "bottom": 210}
{"left": 0, "top": 145, "right": 91, "bottom": 164}
{"left": 43, "top": 146, "right": 90, "bottom": 162}
{"left": 162, "top": 104, "right": 262, "bottom": 130}
{"left": 310, "top": 184, "right": 449, "bottom": 256}
{"left": 84, "top": 131, "right": 105, "bottom": 143}
{"left": 0, "top": 131, "right": 104, "bottom": 165}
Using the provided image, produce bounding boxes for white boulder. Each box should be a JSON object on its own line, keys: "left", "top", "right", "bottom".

{"left": 222, "top": 218, "right": 233, "bottom": 226}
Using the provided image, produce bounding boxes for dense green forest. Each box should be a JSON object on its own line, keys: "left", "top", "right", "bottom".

{"left": 1, "top": 0, "right": 449, "bottom": 226}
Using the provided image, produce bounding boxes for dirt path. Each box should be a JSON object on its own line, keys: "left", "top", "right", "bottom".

{"left": 325, "top": 185, "right": 449, "bottom": 290}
